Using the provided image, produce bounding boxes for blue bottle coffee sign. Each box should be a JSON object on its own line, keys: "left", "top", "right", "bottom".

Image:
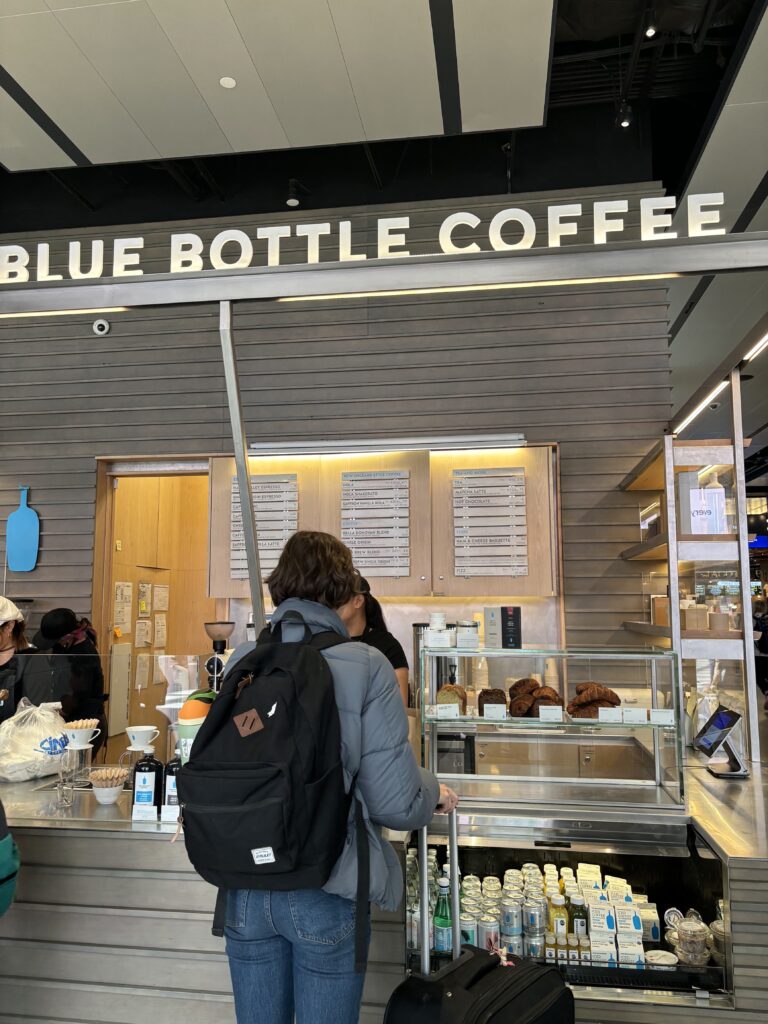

{"left": 6, "top": 486, "right": 40, "bottom": 572}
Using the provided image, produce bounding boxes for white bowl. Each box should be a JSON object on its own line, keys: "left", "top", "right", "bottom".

{"left": 92, "top": 785, "right": 123, "bottom": 805}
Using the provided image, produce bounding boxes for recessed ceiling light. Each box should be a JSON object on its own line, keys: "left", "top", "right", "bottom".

{"left": 645, "top": 25, "right": 656, "bottom": 38}
{"left": 219, "top": 77, "right": 237, "bottom": 89}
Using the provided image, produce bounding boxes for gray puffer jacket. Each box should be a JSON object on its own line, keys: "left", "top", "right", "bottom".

{"left": 226, "top": 599, "right": 440, "bottom": 911}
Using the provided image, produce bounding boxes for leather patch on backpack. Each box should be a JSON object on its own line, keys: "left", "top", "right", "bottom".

{"left": 233, "top": 708, "right": 264, "bottom": 737}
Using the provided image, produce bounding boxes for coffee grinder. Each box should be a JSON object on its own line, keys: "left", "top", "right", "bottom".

{"left": 204, "top": 621, "right": 235, "bottom": 692}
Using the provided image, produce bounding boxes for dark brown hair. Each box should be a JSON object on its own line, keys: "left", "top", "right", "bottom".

{"left": 267, "top": 531, "right": 358, "bottom": 609}
{"left": 11, "top": 621, "right": 28, "bottom": 651}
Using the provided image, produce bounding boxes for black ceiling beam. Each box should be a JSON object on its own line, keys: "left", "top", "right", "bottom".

{"left": 46, "top": 170, "right": 97, "bottom": 212}
{"left": 429, "top": 0, "right": 462, "bottom": 136}
{"left": 158, "top": 160, "right": 207, "bottom": 201}
{"left": 362, "top": 143, "right": 384, "bottom": 190}
{"left": 0, "top": 64, "right": 91, "bottom": 168}
{"left": 693, "top": 0, "right": 720, "bottom": 53}
{"left": 192, "top": 158, "right": 225, "bottom": 202}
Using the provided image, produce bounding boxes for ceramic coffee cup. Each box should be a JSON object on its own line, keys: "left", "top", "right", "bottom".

{"left": 64, "top": 726, "right": 100, "bottom": 747}
{"left": 126, "top": 725, "right": 159, "bottom": 748}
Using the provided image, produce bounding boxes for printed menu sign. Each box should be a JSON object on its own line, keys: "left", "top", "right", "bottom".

{"left": 453, "top": 467, "right": 528, "bottom": 577}
{"left": 230, "top": 474, "right": 298, "bottom": 580}
{"left": 341, "top": 470, "right": 410, "bottom": 577}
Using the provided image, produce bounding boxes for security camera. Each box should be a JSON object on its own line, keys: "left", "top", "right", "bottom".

{"left": 92, "top": 319, "right": 110, "bottom": 336}
{"left": 709, "top": 401, "right": 722, "bottom": 411}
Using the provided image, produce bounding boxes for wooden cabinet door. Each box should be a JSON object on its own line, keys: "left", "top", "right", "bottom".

{"left": 318, "top": 450, "right": 431, "bottom": 597}
{"left": 430, "top": 446, "right": 558, "bottom": 597}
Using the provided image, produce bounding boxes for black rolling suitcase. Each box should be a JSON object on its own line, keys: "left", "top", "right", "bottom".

{"left": 385, "top": 811, "right": 574, "bottom": 1024}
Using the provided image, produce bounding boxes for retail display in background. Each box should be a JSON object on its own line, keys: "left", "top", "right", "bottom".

{"left": 340, "top": 470, "right": 410, "bottom": 577}
{"left": 484, "top": 606, "right": 522, "bottom": 648}
{"left": 453, "top": 467, "right": 528, "bottom": 577}
{"left": 230, "top": 474, "right": 298, "bottom": 580}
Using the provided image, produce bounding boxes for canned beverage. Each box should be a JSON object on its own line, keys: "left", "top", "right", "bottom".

{"left": 463, "top": 874, "right": 481, "bottom": 888}
{"left": 477, "top": 915, "right": 501, "bottom": 951}
{"left": 460, "top": 913, "right": 478, "bottom": 945}
{"left": 462, "top": 899, "right": 482, "bottom": 917}
{"left": 503, "top": 933, "right": 524, "bottom": 957}
{"left": 500, "top": 900, "right": 523, "bottom": 935}
{"left": 524, "top": 932, "right": 546, "bottom": 959}
{"left": 524, "top": 899, "right": 547, "bottom": 933}
{"left": 483, "top": 879, "right": 501, "bottom": 893}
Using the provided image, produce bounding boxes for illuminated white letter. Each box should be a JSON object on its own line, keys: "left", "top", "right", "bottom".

{"left": 488, "top": 208, "right": 536, "bottom": 251}
{"left": 68, "top": 240, "right": 104, "bottom": 279}
{"left": 170, "top": 233, "right": 204, "bottom": 273}
{"left": 688, "top": 192, "right": 725, "bottom": 237}
{"left": 593, "top": 200, "right": 628, "bottom": 244}
{"left": 640, "top": 197, "right": 677, "bottom": 240}
{"left": 0, "top": 245, "right": 29, "bottom": 283}
{"left": 377, "top": 217, "right": 410, "bottom": 259}
{"left": 113, "top": 237, "right": 144, "bottom": 276}
{"left": 256, "top": 226, "right": 291, "bottom": 267}
{"left": 36, "top": 243, "right": 63, "bottom": 281}
{"left": 547, "top": 204, "right": 582, "bottom": 247}
{"left": 210, "top": 230, "right": 253, "bottom": 270}
{"left": 439, "top": 212, "right": 481, "bottom": 254}
{"left": 339, "top": 220, "right": 366, "bottom": 262}
{"left": 296, "top": 223, "right": 331, "bottom": 264}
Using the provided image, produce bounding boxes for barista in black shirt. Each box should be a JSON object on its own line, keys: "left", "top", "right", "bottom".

{"left": 339, "top": 576, "right": 409, "bottom": 706}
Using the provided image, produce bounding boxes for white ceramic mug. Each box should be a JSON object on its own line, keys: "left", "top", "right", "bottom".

{"left": 126, "top": 725, "right": 160, "bottom": 748}
{"left": 64, "top": 727, "right": 100, "bottom": 747}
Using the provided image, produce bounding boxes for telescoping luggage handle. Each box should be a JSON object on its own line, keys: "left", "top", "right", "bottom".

{"left": 419, "top": 808, "right": 461, "bottom": 975}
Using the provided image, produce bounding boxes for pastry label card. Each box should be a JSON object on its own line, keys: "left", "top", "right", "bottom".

{"left": 598, "top": 706, "right": 623, "bottom": 723}
{"left": 453, "top": 468, "right": 528, "bottom": 578}
{"left": 482, "top": 703, "right": 507, "bottom": 721}
{"left": 539, "top": 706, "right": 564, "bottom": 722}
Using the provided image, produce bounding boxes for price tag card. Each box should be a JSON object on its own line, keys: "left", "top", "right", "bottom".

{"left": 436, "top": 703, "right": 460, "bottom": 720}
{"left": 598, "top": 706, "right": 623, "bottom": 723}
{"left": 538, "top": 705, "right": 564, "bottom": 723}
{"left": 160, "top": 805, "right": 180, "bottom": 823}
{"left": 131, "top": 805, "right": 159, "bottom": 822}
{"left": 622, "top": 707, "right": 648, "bottom": 725}
{"left": 483, "top": 704, "right": 507, "bottom": 721}
{"left": 650, "top": 708, "right": 675, "bottom": 726}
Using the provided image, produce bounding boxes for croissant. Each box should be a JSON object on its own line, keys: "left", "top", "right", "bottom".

{"left": 531, "top": 698, "right": 560, "bottom": 717}
{"left": 572, "top": 684, "right": 620, "bottom": 707}
{"left": 532, "top": 686, "right": 562, "bottom": 704}
{"left": 509, "top": 693, "right": 536, "bottom": 717}
{"left": 509, "top": 678, "right": 539, "bottom": 696}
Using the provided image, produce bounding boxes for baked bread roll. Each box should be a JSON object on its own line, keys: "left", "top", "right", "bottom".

{"left": 568, "top": 697, "right": 617, "bottom": 718}
{"left": 509, "top": 693, "right": 536, "bottom": 717}
{"left": 509, "top": 678, "right": 539, "bottom": 697}
{"left": 531, "top": 686, "right": 562, "bottom": 705}
{"left": 572, "top": 684, "right": 620, "bottom": 707}
{"left": 437, "top": 683, "right": 467, "bottom": 714}
{"left": 478, "top": 688, "right": 507, "bottom": 715}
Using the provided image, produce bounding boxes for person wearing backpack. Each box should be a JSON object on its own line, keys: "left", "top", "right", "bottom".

{"left": 177, "top": 531, "right": 456, "bottom": 1024}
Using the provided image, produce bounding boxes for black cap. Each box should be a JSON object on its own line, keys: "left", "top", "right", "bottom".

{"left": 40, "top": 608, "right": 78, "bottom": 640}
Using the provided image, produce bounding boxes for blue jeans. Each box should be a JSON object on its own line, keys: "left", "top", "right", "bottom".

{"left": 225, "top": 889, "right": 370, "bottom": 1024}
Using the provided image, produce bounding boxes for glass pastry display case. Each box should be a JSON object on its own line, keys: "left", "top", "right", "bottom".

{"left": 419, "top": 647, "right": 684, "bottom": 814}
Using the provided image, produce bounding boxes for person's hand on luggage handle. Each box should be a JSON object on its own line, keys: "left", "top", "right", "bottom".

{"left": 436, "top": 784, "right": 459, "bottom": 813}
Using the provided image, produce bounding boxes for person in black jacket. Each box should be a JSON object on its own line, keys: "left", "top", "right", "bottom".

{"left": 0, "top": 597, "right": 30, "bottom": 724}
{"left": 27, "top": 609, "right": 107, "bottom": 755}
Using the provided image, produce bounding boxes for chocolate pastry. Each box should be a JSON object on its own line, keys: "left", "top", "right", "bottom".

{"left": 509, "top": 693, "right": 536, "bottom": 717}
{"left": 572, "top": 684, "right": 621, "bottom": 708}
{"left": 531, "top": 685, "right": 562, "bottom": 704}
{"left": 437, "top": 683, "right": 467, "bottom": 714}
{"left": 509, "top": 678, "right": 539, "bottom": 697}
{"left": 531, "top": 697, "right": 559, "bottom": 716}
{"left": 478, "top": 688, "right": 507, "bottom": 715}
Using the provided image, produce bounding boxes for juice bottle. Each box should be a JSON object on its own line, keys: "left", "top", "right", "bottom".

{"left": 544, "top": 931, "right": 556, "bottom": 964}
{"left": 556, "top": 935, "right": 568, "bottom": 963}
{"left": 550, "top": 894, "right": 569, "bottom": 938}
{"left": 569, "top": 894, "right": 589, "bottom": 938}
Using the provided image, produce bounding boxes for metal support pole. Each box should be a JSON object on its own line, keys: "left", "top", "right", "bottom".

{"left": 730, "top": 367, "right": 761, "bottom": 764}
{"left": 449, "top": 809, "right": 461, "bottom": 958}
{"left": 419, "top": 826, "right": 430, "bottom": 975}
{"left": 218, "top": 300, "right": 265, "bottom": 629}
{"left": 650, "top": 659, "right": 661, "bottom": 787}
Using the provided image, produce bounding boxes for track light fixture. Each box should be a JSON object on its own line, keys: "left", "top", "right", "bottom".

{"left": 286, "top": 178, "right": 310, "bottom": 208}
{"left": 617, "top": 101, "right": 633, "bottom": 129}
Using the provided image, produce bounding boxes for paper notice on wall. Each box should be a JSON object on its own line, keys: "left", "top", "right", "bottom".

{"left": 453, "top": 467, "right": 529, "bottom": 578}
{"left": 230, "top": 474, "right": 299, "bottom": 581}
{"left": 153, "top": 652, "right": 166, "bottom": 685}
{"left": 341, "top": 470, "right": 410, "bottom": 577}
{"left": 135, "top": 653, "right": 150, "bottom": 690}
{"left": 138, "top": 582, "right": 152, "bottom": 617}
{"left": 114, "top": 582, "right": 133, "bottom": 633}
{"left": 153, "top": 584, "right": 169, "bottom": 612}
{"left": 154, "top": 613, "right": 167, "bottom": 647}
{"left": 135, "top": 619, "right": 152, "bottom": 648}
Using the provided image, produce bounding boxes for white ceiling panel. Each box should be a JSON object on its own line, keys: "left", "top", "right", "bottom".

{"left": 453, "top": 0, "right": 553, "bottom": 133}
{"left": 53, "top": 0, "right": 232, "bottom": 158}
{"left": 0, "top": 89, "right": 74, "bottom": 170}
{"left": 328, "top": 0, "right": 443, "bottom": 141}
{"left": 44, "top": 0, "right": 141, "bottom": 8}
{"left": 0, "top": 9, "right": 158, "bottom": 165}
{"left": 226, "top": 0, "right": 363, "bottom": 147}
{"left": 0, "top": 1, "right": 47, "bottom": 16}
{"left": 147, "top": 0, "right": 288, "bottom": 152}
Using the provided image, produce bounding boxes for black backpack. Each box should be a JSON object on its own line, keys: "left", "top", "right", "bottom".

{"left": 177, "top": 611, "right": 369, "bottom": 967}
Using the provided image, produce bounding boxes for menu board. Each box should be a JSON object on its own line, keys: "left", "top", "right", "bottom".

{"left": 453, "top": 467, "right": 528, "bottom": 577}
{"left": 341, "top": 470, "right": 410, "bottom": 577}
{"left": 230, "top": 474, "right": 298, "bottom": 580}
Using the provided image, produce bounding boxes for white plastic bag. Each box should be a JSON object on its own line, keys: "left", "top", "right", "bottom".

{"left": 0, "top": 699, "right": 68, "bottom": 781}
